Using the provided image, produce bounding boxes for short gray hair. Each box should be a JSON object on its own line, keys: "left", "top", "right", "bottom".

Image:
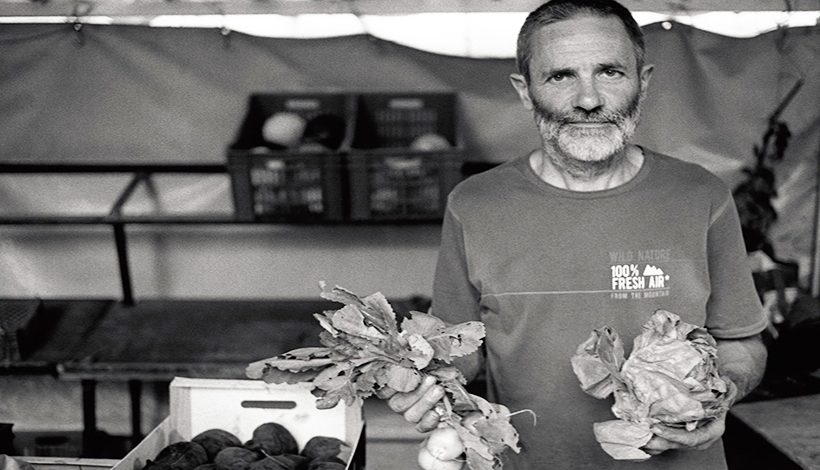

{"left": 516, "top": 0, "right": 646, "bottom": 81}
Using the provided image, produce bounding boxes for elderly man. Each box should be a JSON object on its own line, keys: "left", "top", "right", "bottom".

{"left": 385, "top": 0, "right": 768, "bottom": 468}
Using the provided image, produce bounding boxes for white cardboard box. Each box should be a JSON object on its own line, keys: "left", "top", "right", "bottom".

{"left": 113, "top": 377, "right": 364, "bottom": 470}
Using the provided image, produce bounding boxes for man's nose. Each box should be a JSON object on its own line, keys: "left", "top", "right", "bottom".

{"left": 572, "top": 78, "right": 603, "bottom": 112}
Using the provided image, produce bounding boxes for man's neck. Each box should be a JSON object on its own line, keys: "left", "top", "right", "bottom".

{"left": 530, "top": 145, "right": 645, "bottom": 191}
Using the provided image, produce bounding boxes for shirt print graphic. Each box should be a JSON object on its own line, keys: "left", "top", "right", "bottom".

{"left": 608, "top": 249, "right": 672, "bottom": 300}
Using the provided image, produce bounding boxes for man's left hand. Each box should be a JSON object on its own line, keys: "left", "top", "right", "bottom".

{"left": 642, "top": 378, "right": 737, "bottom": 455}
{"left": 642, "top": 413, "right": 726, "bottom": 455}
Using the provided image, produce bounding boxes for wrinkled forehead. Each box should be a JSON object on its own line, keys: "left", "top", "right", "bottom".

{"left": 529, "top": 15, "right": 639, "bottom": 71}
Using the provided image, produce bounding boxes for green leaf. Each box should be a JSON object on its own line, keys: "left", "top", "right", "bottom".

{"left": 474, "top": 414, "right": 521, "bottom": 453}
{"left": 362, "top": 292, "right": 399, "bottom": 333}
{"left": 260, "top": 367, "right": 323, "bottom": 385}
{"left": 331, "top": 305, "right": 385, "bottom": 339}
{"left": 280, "top": 347, "right": 332, "bottom": 359}
{"left": 427, "top": 366, "right": 465, "bottom": 384}
{"left": 451, "top": 420, "right": 495, "bottom": 461}
{"left": 401, "top": 311, "right": 446, "bottom": 337}
{"left": 465, "top": 448, "right": 497, "bottom": 470}
{"left": 404, "top": 333, "right": 435, "bottom": 369}
{"left": 441, "top": 380, "right": 475, "bottom": 411}
{"left": 314, "top": 312, "right": 339, "bottom": 336}
{"left": 385, "top": 364, "right": 421, "bottom": 392}
{"left": 255, "top": 357, "right": 336, "bottom": 372}
{"left": 319, "top": 282, "right": 367, "bottom": 308}
{"left": 437, "top": 321, "right": 485, "bottom": 357}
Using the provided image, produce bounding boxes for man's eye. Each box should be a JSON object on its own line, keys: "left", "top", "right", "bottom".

{"left": 601, "top": 69, "right": 622, "bottom": 78}
{"left": 549, "top": 73, "right": 567, "bottom": 83}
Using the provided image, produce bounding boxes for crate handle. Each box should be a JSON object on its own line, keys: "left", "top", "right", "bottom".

{"left": 240, "top": 400, "right": 297, "bottom": 409}
{"left": 384, "top": 157, "right": 422, "bottom": 171}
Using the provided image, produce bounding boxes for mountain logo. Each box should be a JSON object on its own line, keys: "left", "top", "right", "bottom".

{"left": 643, "top": 265, "right": 665, "bottom": 276}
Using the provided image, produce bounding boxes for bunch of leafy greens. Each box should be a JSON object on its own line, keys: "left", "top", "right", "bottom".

{"left": 246, "top": 283, "right": 521, "bottom": 470}
{"left": 570, "top": 310, "right": 733, "bottom": 461}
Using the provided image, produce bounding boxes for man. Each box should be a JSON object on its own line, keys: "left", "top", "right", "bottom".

{"left": 385, "top": 0, "right": 768, "bottom": 468}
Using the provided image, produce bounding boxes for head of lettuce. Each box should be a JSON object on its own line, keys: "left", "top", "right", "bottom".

{"left": 570, "top": 310, "right": 735, "bottom": 461}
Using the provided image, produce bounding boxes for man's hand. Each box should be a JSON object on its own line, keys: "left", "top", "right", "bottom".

{"left": 642, "top": 412, "right": 726, "bottom": 455}
{"left": 642, "top": 377, "right": 738, "bottom": 455}
{"left": 381, "top": 375, "right": 443, "bottom": 432}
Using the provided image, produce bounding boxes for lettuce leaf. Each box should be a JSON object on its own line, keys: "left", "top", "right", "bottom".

{"left": 571, "top": 309, "right": 733, "bottom": 460}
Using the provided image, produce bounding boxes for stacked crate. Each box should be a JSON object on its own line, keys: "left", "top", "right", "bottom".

{"left": 348, "top": 92, "right": 463, "bottom": 222}
{"left": 228, "top": 91, "right": 463, "bottom": 223}
{"left": 227, "top": 92, "right": 354, "bottom": 222}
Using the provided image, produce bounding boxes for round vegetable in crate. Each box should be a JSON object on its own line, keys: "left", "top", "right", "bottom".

{"left": 301, "top": 113, "right": 347, "bottom": 151}
{"left": 410, "top": 133, "right": 452, "bottom": 151}
{"left": 262, "top": 112, "right": 307, "bottom": 149}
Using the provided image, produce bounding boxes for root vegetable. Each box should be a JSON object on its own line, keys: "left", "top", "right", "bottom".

{"left": 425, "top": 427, "right": 464, "bottom": 461}
{"left": 417, "top": 446, "right": 464, "bottom": 470}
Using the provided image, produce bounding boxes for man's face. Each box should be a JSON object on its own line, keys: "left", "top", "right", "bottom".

{"left": 513, "top": 15, "right": 652, "bottom": 172}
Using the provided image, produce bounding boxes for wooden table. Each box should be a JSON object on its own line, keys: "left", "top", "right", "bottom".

{"left": 731, "top": 393, "right": 820, "bottom": 470}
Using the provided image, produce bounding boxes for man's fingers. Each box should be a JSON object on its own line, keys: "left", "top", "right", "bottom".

{"left": 641, "top": 435, "right": 683, "bottom": 455}
{"left": 386, "top": 375, "right": 445, "bottom": 425}
{"left": 403, "top": 383, "right": 445, "bottom": 423}
{"left": 375, "top": 386, "right": 397, "bottom": 400}
{"left": 645, "top": 415, "right": 725, "bottom": 455}
{"left": 415, "top": 409, "right": 441, "bottom": 433}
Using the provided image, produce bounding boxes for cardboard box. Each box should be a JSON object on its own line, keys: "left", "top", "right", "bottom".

{"left": 16, "top": 457, "right": 118, "bottom": 470}
{"left": 114, "top": 377, "right": 364, "bottom": 470}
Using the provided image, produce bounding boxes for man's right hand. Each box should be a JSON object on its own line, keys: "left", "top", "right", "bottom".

{"left": 381, "top": 375, "right": 444, "bottom": 432}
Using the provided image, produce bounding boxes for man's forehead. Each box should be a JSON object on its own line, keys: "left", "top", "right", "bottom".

{"left": 529, "top": 14, "right": 637, "bottom": 69}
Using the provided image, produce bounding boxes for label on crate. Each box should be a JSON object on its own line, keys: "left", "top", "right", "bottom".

{"left": 388, "top": 98, "right": 424, "bottom": 109}
{"left": 285, "top": 98, "right": 322, "bottom": 111}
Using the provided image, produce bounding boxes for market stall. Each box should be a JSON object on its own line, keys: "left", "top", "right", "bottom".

{"left": 1, "top": 1, "right": 819, "bottom": 469}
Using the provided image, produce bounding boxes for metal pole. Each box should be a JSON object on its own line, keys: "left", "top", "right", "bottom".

{"left": 81, "top": 379, "right": 97, "bottom": 456}
{"left": 811, "top": 139, "right": 820, "bottom": 297}
{"left": 113, "top": 223, "right": 135, "bottom": 306}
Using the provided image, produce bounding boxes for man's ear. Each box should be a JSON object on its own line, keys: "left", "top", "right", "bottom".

{"left": 509, "top": 73, "right": 534, "bottom": 111}
{"left": 639, "top": 64, "right": 654, "bottom": 99}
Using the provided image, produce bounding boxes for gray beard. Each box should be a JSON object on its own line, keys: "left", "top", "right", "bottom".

{"left": 533, "top": 93, "right": 642, "bottom": 180}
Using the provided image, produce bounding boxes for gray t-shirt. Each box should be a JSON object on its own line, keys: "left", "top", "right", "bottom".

{"left": 432, "top": 149, "right": 766, "bottom": 469}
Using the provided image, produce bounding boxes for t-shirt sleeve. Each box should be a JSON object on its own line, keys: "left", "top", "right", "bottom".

{"left": 431, "top": 202, "right": 484, "bottom": 379}
{"left": 432, "top": 203, "right": 481, "bottom": 324}
{"left": 704, "top": 192, "right": 768, "bottom": 339}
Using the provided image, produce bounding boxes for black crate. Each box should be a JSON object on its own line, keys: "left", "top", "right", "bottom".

{"left": 348, "top": 151, "right": 462, "bottom": 221}
{"left": 229, "top": 151, "right": 344, "bottom": 222}
{"left": 228, "top": 92, "right": 353, "bottom": 222}
{"left": 348, "top": 92, "right": 463, "bottom": 221}
{"left": 352, "top": 92, "right": 458, "bottom": 149}
{"left": 231, "top": 92, "right": 354, "bottom": 151}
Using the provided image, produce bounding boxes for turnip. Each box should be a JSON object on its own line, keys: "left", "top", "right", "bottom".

{"left": 417, "top": 446, "right": 464, "bottom": 470}
{"left": 425, "top": 427, "right": 464, "bottom": 460}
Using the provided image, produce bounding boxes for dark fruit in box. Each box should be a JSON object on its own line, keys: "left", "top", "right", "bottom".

{"left": 306, "top": 457, "right": 345, "bottom": 470}
{"left": 149, "top": 441, "right": 208, "bottom": 470}
{"left": 276, "top": 454, "right": 308, "bottom": 469}
{"left": 214, "top": 446, "right": 261, "bottom": 470}
{"left": 246, "top": 423, "right": 298, "bottom": 455}
{"left": 193, "top": 429, "right": 243, "bottom": 461}
{"left": 193, "top": 465, "right": 219, "bottom": 470}
{"left": 247, "top": 457, "right": 289, "bottom": 470}
{"left": 300, "top": 437, "right": 348, "bottom": 461}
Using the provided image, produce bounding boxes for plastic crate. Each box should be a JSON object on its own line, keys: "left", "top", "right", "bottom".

{"left": 228, "top": 92, "right": 354, "bottom": 222}
{"left": 349, "top": 92, "right": 463, "bottom": 221}
{"left": 229, "top": 152, "right": 344, "bottom": 222}
{"left": 113, "top": 378, "right": 364, "bottom": 470}
{"left": 352, "top": 92, "right": 458, "bottom": 150}
{"left": 348, "top": 151, "right": 462, "bottom": 221}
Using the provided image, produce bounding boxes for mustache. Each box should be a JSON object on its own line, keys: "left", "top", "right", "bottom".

{"left": 532, "top": 93, "right": 641, "bottom": 126}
